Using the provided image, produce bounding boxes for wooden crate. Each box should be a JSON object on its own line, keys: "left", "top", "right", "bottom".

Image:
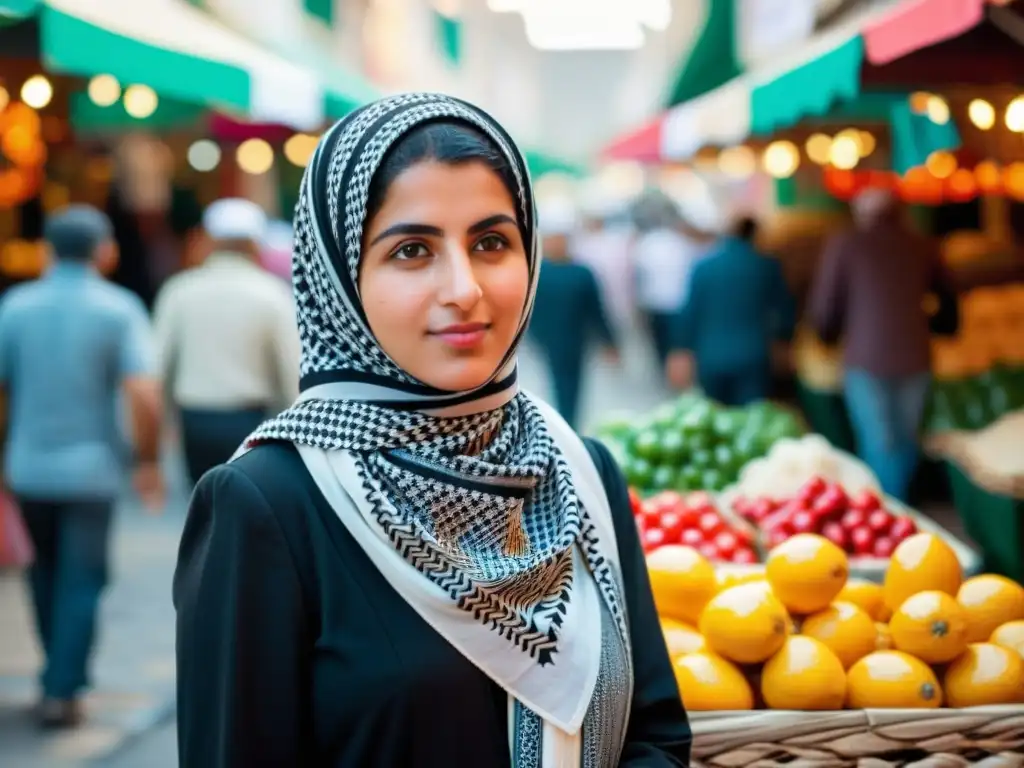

{"left": 690, "top": 706, "right": 1024, "bottom": 767}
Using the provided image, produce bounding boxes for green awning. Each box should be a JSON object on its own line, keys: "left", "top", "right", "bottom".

{"left": 664, "top": 0, "right": 740, "bottom": 108}
{"left": 751, "top": 35, "right": 864, "bottom": 135}
{"left": 68, "top": 91, "right": 204, "bottom": 132}
{"left": 274, "top": 40, "right": 380, "bottom": 120}
{"left": 21, "top": 0, "right": 327, "bottom": 129}
{"left": 523, "top": 150, "right": 586, "bottom": 179}
{"left": 0, "top": 0, "right": 37, "bottom": 18}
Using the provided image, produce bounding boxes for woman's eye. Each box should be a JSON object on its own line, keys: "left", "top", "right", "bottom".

{"left": 473, "top": 234, "right": 508, "bottom": 252}
{"left": 391, "top": 242, "right": 430, "bottom": 261}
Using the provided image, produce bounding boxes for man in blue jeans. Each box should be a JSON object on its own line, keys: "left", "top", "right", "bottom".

{"left": 811, "top": 190, "right": 959, "bottom": 502}
{"left": 0, "top": 206, "right": 163, "bottom": 728}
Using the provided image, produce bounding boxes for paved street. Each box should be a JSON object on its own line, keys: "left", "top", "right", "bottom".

{"left": 0, "top": 333, "right": 672, "bottom": 767}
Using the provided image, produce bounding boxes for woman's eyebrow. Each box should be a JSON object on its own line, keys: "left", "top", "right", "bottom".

{"left": 467, "top": 214, "right": 517, "bottom": 235}
{"left": 369, "top": 223, "right": 443, "bottom": 245}
{"left": 370, "top": 214, "right": 517, "bottom": 246}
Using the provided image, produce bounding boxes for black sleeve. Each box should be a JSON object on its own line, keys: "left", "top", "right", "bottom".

{"left": 173, "top": 464, "right": 312, "bottom": 767}
{"left": 584, "top": 438, "right": 693, "bottom": 766}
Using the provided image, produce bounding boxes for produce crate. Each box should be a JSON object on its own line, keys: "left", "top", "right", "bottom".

{"left": 845, "top": 497, "right": 981, "bottom": 583}
{"left": 944, "top": 461, "right": 1024, "bottom": 583}
{"left": 928, "top": 411, "right": 1024, "bottom": 582}
{"left": 690, "top": 706, "right": 1024, "bottom": 767}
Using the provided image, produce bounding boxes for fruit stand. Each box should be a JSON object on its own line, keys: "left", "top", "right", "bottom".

{"left": 606, "top": 394, "right": 1024, "bottom": 764}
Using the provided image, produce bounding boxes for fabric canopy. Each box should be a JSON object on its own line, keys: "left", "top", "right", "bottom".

{"left": 40, "top": 0, "right": 324, "bottom": 129}
{"left": 7, "top": 0, "right": 377, "bottom": 128}
{"left": 604, "top": 0, "right": 983, "bottom": 163}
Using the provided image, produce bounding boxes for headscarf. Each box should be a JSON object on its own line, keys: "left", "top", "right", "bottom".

{"left": 241, "top": 93, "right": 632, "bottom": 766}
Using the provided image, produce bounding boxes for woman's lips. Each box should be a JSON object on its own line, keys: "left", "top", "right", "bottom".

{"left": 431, "top": 323, "right": 490, "bottom": 349}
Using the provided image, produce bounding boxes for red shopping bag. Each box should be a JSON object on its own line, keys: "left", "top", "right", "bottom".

{"left": 0, "top": 491, "right": 33, "bottom": 569}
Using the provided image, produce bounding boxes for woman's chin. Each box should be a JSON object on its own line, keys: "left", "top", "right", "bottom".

{"left": 416, "top": 358, "right": 503, "bottom": 393}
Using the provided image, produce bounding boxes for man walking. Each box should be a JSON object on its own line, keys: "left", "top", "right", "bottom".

{"left": 153, "top": 198, "right": 300, "bottom": 484}
{"left": 0, "top": 205, "right": 162, "bottom": 728}
{"left": 810, "top": 189, "right": 959, "bottom": 502}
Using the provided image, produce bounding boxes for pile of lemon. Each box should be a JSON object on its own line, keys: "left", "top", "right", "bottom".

{"left": 647, "top": 533, "right": 1024, "bottom": 711}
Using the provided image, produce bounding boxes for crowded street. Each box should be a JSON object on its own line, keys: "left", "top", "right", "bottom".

{"left": 4, "top": 2, "right": 1024, "bottom": 767}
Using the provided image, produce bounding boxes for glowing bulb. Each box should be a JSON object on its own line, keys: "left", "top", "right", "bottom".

{"left": 123, "top": 85, "right": 158, "bottom": 118}
{"left": 762, "top": 140, "right": 800, "bottom": 179}
{"left": 968, "top": 99, "right": 995, "bottom": 130}
{"left": 20, "top": 75, "right": 52, "bottom": 109}
{"left": 88, "top": 75, "right": 121, "bottom": 107}
{"left": 187, "top": 140, "right": 221, "bottom": 172}
{"left": 926, "top": 150, "right": 957, "bottom": 179}
{"left": 1006, "top": 97, "right": 1024, "bottom": 132}
{"left": 909, "top": 91, "right": 931, "bottom": 114}
{"left": 975, "top": 160, "right": 1001, "bottom": 193}
{"left": 805, "top": 133, "right": 832, "bottom": 165}
{"left": 926, "top": 95, "right": 950, "bottom": 125}
{"left": 236, "top": 138, "right": 274, "bottom": 175}
{"left": 718, "top": 145, "right": 756, "bottom": 178}
{"left": 858, "top": 131, "right": 876, "bottom": 158}
{"left": 829, "top": 136, "right": 859, "bottom": 170}
{"left": 283, "top": 134, "right": 318, "bottom": 167}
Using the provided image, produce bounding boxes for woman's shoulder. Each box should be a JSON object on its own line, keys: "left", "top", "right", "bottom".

{"left": 195, "top": 441, "right": 318, "bottom": 517}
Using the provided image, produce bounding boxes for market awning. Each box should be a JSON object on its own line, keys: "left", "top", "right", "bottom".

{"left": 16, "top": 0, "right": 330, "bottom": 129}
{"left": 0, "top": 0, "right": 36, "bottom": 18}
{"left": 606, "top": 0, "right": 986, "bottom": 163}
{"left": 273, "top": 40, "right": 380, "bottom": 121}
{"left": 663, "top": 0, "right": 740, "bottom": 109}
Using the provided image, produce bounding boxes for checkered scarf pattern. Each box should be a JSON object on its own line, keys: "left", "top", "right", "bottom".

{"left": 244, "top": 94, "right": 627, "bottom": 668}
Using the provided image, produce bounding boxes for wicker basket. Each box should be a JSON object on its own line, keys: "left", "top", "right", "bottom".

{"left": 690, "top": 706, "right": 1024, "bottom": 767}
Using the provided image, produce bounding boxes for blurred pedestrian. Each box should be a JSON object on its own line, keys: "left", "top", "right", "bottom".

{"left": 153, "top": 199, "right": 300, "bottom": 486}
{"left": 810, "top": 189, "right": 959, "bottom": 502}
{"left": 174, "top": 98, "right": 690, "bottom": 767}
{"left": 633, "top": 199, "right": 708, "bottom": 369}
{"left": 572, "top": 199, "right": 636, "bottom": 334}
{"left": 0, "top": 205, "right": 163, "bottom": 728}
{"left": 529, "top": 203, "right": 619, "bottom": 429}
{"left": 666, "top": 216, "right": 796, "bottom": 406}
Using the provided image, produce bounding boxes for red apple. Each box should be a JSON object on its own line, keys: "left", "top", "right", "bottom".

{"left": 642, "top": 527, "right": 666, "bottom": 552}
{"left": 851, "top": 489, "right": 882, "bottom": 513}
{"left": 821, "top": 521, "right": 849, "bottom": 550}
{"left": 850, "top": 527, "right": 875, "bottom": 556}
{"left": 714, "top": 531, "right": 739, "bottom": 559}
{"left": 791, "top": 509, "right": 818, "bottom": 534}
{"left": 840, "top": 508, "right": 867, "bottom": 532}
{"left": 680, "top": 528, "right": 704, "bottom": 548}
{"left": 658, "top": 511, "right": 685, "bottom": 543}
{"left": 732, "top": 547, "right": 758, "bottom": 564}
{"left": 889, "top": 516, "right": 917, "bottom": 542}
{"left": 698, "top": 511, "right": 724, "bottom": 538}
{"left": 867, "top": 509, "right": 894, "bottom": 535}
{"left": 699, "top": 542, "right": 720, "bottom": 561}
{"left": 798, "top": 475, "right": 827, "bottom": 502}
{"left": 872, "top": 536, "right": 896, "bottom": 558}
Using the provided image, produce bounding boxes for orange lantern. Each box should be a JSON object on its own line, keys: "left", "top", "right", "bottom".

{"left": 1002, "top": 163, "right": 1024, "bottom": 200}
{"left": 975, "top": 160, "right": 1002, "bottom": 194}
{"left": 947, "top": 168, "right": 978, "bottom": 202}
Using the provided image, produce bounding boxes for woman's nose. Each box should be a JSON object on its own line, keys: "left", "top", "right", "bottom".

{"left": 437, "top": 245, "right": 483, "bottom": 310}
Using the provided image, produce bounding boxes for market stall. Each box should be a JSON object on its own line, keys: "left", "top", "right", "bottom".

{"left": 597, "top": 393, "right": 1024, "bottom": 766}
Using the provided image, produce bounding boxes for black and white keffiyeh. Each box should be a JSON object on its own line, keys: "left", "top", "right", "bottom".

{"left": 239, "top": 93, "right": 633, "bottom": 767}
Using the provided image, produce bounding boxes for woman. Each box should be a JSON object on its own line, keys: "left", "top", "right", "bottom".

{"left": 174, "top": 94, "right": 691, "bottom": 767}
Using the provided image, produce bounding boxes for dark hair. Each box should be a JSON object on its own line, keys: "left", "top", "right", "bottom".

{"left": 44, "top": 204, "right": 113, "bottom": 262}
{"left": 734, "top": 216, "right": 758, "bottom": 242}
{"left": 364, "top": 121, "right": 521, "bottom": 233}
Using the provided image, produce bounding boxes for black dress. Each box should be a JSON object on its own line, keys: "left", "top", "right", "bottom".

{"left": 173, "top": 439, "right": 692, "bottom": 767}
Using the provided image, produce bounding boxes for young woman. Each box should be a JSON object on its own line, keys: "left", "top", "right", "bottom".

{"left": 174, "top": 93, "right": 691, "bottom": 767}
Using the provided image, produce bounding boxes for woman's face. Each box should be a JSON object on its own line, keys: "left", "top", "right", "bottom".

{"left": 359, "top": 160, "right": 530, "bottom": 392}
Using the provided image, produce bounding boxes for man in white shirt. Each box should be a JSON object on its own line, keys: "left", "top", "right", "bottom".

{"left": 633, "top": 205, "right": 709, "bottom": 368}
{"left": 153, "top": 198, "right": 300, "bottom": 485}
